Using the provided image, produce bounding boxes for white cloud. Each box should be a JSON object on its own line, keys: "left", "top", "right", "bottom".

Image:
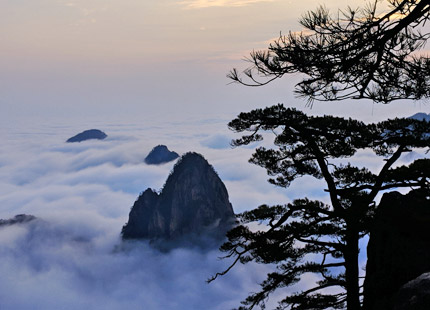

{"left": 200, "top": 133, "right": 232, "bottom": 149}
{"left": 179, "top": 0, "right": 275, "bottom": 9}
{"left": 59, "top": 0, "right": 107, "bottom": 26}
{"left": 0, "top": 218, "right": 269, "bottom": 310}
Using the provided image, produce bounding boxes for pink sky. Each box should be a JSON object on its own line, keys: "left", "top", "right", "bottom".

{"left": 1, "top": 0, "right": 427, "bottom": 123}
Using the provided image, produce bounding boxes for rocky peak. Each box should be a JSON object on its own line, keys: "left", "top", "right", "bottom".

{"left": 66, "top": 129, "right": 107, "bottom": 143}
{"left": 393, "top": 272, "right": 430, "bottom": 310}
{"left": 364, "top": 189, "right": 430, "bottom": 310}
{"left": 122, "top": 152, "right": 235, "bottom": 245}
{"left": 144, "top": 145, "right": 179, "bottom": 165}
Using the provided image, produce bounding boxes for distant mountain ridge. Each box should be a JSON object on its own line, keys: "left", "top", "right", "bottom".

{"left": 66, "top": 129, "right": 107, "bottom": 143}
{"left": 122, "top": 152, "right": 235, "bottom": 246}
{"left": 0, "top": 214, "right": 36, "bottom": 226}
{"left": 409, "top": 112, "right": 430, "bottom": 122}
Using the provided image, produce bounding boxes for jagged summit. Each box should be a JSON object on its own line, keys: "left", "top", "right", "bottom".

{"left": 122, "top": 152, "right": 235, "bottom": 246}
{"left": 0, "top": 214, "right": 36, "bottom": 226}
{"left": 66, "top": 129, "right": 107, "bottom": 143}
{"left": 144, "top": 145, "right": 179, "bottom": 165}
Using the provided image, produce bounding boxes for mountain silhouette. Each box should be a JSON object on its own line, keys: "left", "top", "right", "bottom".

{"left": 122, "top": 152, "right": 235, "bottom": 247}
{"left": 66, "top": 129, "right": 107, "bottom": 143}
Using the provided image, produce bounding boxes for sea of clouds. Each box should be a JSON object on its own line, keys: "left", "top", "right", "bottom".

{"left": 0, "top": 115, "right": 297, "bottom": 310}
{"left": 0, "top": 112, "right": 426, "bottom": 309}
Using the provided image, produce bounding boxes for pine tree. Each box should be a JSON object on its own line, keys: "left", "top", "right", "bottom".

{"left": 210, "top": 105, "right": 430, "bottom": 309}
{"left": 212, "top": 1, "right": 430, "bottom": 308}
{"left": 229, "top": 1, "right": 430, "bottom": 104}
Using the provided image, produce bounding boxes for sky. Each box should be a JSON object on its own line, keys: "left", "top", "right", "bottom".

{"left": 1, "top": 0, "right": 430, "bottom": 309}
{"left": 2, "top": 0, "right": 427, "bottom": 125}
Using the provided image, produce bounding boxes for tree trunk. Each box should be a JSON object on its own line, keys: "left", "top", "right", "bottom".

{"left": 345, "top": 224, "right": 361, "bottom": 310}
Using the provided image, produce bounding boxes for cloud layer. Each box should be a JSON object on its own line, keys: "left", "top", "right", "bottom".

{"left": 1, "top": 113, "right": 427, "bottom": 309}
{"left": 0, "top": 120, "right": 290, "bottom": 310}
{"left": 0, "top": 217, "right": 271, "bottom": 310}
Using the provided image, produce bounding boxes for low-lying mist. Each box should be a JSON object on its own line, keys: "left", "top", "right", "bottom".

{"left": 1, "top": 118, "right": 420, "bottom": 309}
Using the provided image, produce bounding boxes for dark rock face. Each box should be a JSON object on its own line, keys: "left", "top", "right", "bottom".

{"left": 393, "top": 272, "right": 430, "bottom": 310}
{"left": 363, "top": 189, "right": 430, "bottom": 310}
{"left": 122, "top": 152, "right": 235, "bottom": 246}
{"left": 66, "top": 129, "right": 107, "bottom": 143}
{"left": 144, "top": 145, "right": 179, "bottom": 165}
{"left": 0, "top": 214, "right": 36, "bottom": 226}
